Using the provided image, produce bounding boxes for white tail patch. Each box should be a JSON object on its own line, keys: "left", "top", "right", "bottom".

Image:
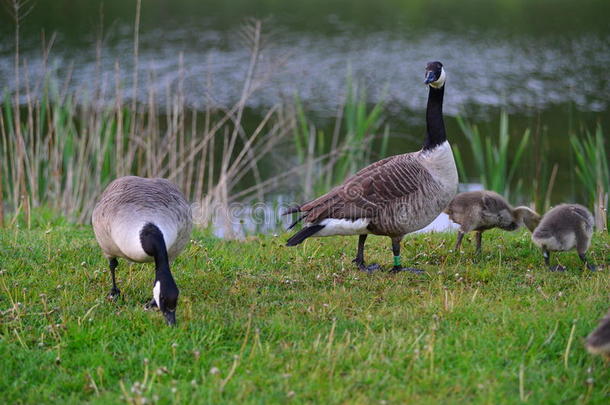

{"left": 315, "top": 218, "right": 370, "bottom": 237}
{"left": 153, "top": 280, "right": 161, "bottom": 308}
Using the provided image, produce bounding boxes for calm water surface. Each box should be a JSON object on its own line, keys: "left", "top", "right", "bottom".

{"left": 1, "top": 0, "right": 608, "bottom": 234}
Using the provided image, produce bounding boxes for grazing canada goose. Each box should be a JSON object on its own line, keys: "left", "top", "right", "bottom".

{"left": 445, "top": 190, "right": 541, "bottom": 254}
{"left": 284, "top": 61, "right": 458, "bottom": 273}
{"left": 92, "top": 176, "right": 192, "bottom": 325}
{"left": 531, "top": 203, "right": 596, "bottom": 271}
{"left": 586, "top": 309, "right": 610, "bottom": 360}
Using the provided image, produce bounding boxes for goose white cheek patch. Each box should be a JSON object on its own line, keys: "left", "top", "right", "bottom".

{"left": 153, "top": 281, "right": 161, "bottom": 308}
{"left": 430, "top": 68, "right": 446, "bottom": 89}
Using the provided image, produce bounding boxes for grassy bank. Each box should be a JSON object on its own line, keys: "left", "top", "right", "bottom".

{"left": 0, "top": 223, "right": 608, "bottom": 404}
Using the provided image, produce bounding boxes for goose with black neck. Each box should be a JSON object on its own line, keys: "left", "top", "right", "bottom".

{"left": 284, "top": 61, "right": 458, "bottom": 273}
{"left": 92, "top": 176, "right": 192, "bottom": 326}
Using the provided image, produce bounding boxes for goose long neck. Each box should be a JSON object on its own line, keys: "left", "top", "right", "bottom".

{"left": 423, "top": 85, "right": 446, "bottom": 150}
{"left": 140, "top": 223, "right": 174, "bottom": 282}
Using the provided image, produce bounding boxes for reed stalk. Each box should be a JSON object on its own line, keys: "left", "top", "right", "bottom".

{"left": 570, "top": 124, "right": 609, "bottom": 231}
{"left": 0, "top": 13, "right": 295, "bottom": 231}
{"left": 453, "top": 111, "right": 530, "bottom": 199}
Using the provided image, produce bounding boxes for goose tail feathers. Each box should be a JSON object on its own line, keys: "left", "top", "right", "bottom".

{"left": 282, "top": 205, "right": 301, "bottom": 216}
{"left": 286, "top": 224, "right": 325, "bottom": 246}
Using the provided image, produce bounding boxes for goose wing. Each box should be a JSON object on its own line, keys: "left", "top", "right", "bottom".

{"left": 298, "top": 153, "right": 434, "bottom": 224}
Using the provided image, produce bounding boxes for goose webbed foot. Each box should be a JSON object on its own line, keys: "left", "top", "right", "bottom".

{"left": 389, "top": 238, "right": 424, "bottom": 274}
{"left": 144, "top": 298, "right": 158, "bottom": 310}
{"left": 107, "top": 287, "right": 121, "bottom": 300}
{"left": 390, "top": 266, "right": 425, "bottom": 274}
{"left": 353, "top": 258, "right": 381, "bottom": 273}
{"left": 549, "top": 264, "right": 566, "bottom": 272}
{"left": 578, "top": 253, "right": 596, "bottom": 272}
{"left": 353, "top": 235, "right": 379, "bottom": 273}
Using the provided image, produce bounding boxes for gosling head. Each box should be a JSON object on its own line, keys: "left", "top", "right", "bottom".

{"left": 425, "top": 61, "right": 446, "bottom": 89}
{"left": 153, "top": 277, "right": 179, "bottom": 326}
{"left": 513, "top": 206, "right": 541, "bottom": 232}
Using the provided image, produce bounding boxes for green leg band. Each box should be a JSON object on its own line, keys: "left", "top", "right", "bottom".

{"left": 393, "top": 256, "right": 401, "bottom": 267}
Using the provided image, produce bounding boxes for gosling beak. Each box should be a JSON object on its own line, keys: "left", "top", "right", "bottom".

{"left": 424, "top": 71, "right": 436, "bottom": 85}
{"left": 163, "top": 310, "right": 177, "bottom": 326}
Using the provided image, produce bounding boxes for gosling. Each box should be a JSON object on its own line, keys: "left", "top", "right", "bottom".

{"left": 445, "top": 190, "right": 540, "bottom": 254}
{"left": 586, "top": 308, "right": 610, "bottom": 360}
{"left": 531, "top": 203, "right": 596, "bottom": 271}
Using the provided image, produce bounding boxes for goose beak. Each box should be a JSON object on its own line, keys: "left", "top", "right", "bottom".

{"left": 424, "top": 71, "right": 436, "bottom": 85}
{"left": 163, "top": 310, "right": 177, "bottom": 326}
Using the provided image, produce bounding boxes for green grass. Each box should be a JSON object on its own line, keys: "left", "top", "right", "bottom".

{"left": 0, "top": 223, "right": 609, "bottom": 404}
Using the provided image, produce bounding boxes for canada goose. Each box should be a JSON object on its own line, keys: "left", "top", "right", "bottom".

{"left": 445, "top": 190, "right": 541, "bottom": 254}
{"left": 531, "top": 203, "right": 596, "bottom": 271}
{"left": 284, "top": 61, "right": 458, "bottom": 273}
{"left": 585, "top": 309, "right": 610, "bottom": 360}
{"left": 92, "top": 176, "right": 192, "bottom": 325}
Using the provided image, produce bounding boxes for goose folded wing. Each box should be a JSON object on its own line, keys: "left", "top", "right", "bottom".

{"left": 301, "top": 155, "right": 433, "bottom": 223}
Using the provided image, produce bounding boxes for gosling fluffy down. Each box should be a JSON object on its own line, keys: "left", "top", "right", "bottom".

{"left": 531, "top": 203, "right": 595, "bottom": 271}
{"left": 586, "top": 309, "right": 610, "bottom": 360}
{"left": 445, "top": 190, "right": 540, "bottom": 254}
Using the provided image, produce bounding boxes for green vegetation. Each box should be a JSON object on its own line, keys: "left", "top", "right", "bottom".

{"left": 1, "top": 222, "right": 608, "bottom": 403}
{"left": 293, "top": 77, "right": 389, "bottom": 199}
{"left": 0, "top": 19, "right": 293, "bottom": 226}
{"left": 570, "top": 125, "right": 609, "bottom": 231}
{"left": 453, "top": 111, "right": 530, "bottom": 200}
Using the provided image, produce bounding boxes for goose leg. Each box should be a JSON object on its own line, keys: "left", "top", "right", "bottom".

{"left": 107, "top": 258, "right": 120, "bottom": 299}
{"left": 544, "top": 248, "right": 565, "bottom": 272}
{"left": 475, "top": 231, "right": 483, "bottom": 255}
{"left": 390, "top": 237, "right": 424, "bottom": 274}
{"left": 352, "top": 234, "right": 380, "bottom": 273}
{"left": 454, "top": 231, "right": 465, "bottom": 251}
{"left": 578, "top": 253, "right": 596, "bottom": 272}
{"left": 145, "top": 298, "right": 158, "bottom": 309}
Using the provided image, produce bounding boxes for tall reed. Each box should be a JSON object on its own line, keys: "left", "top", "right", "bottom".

{"left": 453, "top": 111, "right": 530, "bottom": 199}
{"left": 570, "top": 124, "right": 609, "bottom": 231}
{"left": 530, "top": 122, "right": 558, "bottom": 214}
{"left": 0, "top": 17, "right": 294, "bottom": 233}
{"left": 292, "top": 77, "right": 389, "bottom": 199}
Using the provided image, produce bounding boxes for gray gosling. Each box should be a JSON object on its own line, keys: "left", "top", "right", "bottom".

{"left": 284, "top": 61, "right": 458, "bottom": 273}
{"left": 531, "top": 203, "right": 596, "bottom": 271}
{"left": 585, "top": 309, "right": 610, "bottom": 360}
{"left": 445, "top": 190, "right": 540, "bottom": 254}
{"left": 92, "top": 176, "right": 193, "bottom": 326}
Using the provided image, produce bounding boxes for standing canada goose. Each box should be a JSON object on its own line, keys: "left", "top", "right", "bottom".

{"left": 92, "top": 176, "right": 192, "bottom": 325}
{"left": 531, "top": 203, "right": 596, "bottom": 271}
{"left": 586, "top": 308, "right": 610, "bottom": 360}
{"left": 445, "top": 190, "right": 541, "bottom": 254}
{"left": 284, "top": 61, "right": 458, "bottom": 273}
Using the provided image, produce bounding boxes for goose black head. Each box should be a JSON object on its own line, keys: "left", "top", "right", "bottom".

{"left": 141, "top": 222, "right": 179, "bottom": 326}
{"left": 153, "top": 278, "right": 179, "bottom": 326}
{"left": 424, "top": 61, "right": 446, "bottom": 88}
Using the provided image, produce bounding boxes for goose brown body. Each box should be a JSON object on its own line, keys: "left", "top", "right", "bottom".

{"left": 294, "top": 144, "right": 457, "bottom": 237}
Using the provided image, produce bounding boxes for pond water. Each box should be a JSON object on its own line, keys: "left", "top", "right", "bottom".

{"left": 0, "top": 0, "right": 609, "bottom": 235}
